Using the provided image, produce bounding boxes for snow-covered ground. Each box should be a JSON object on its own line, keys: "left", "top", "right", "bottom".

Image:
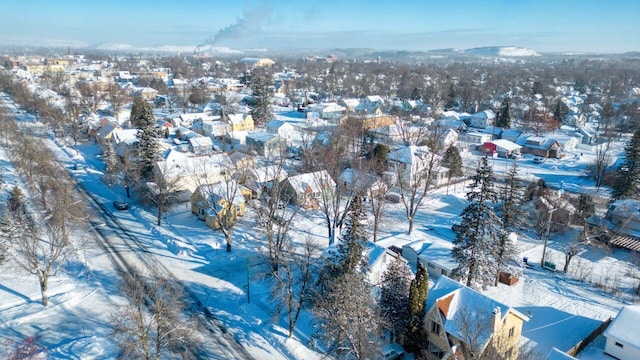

{"left": 1, "top": 100, "right": 638, "bottom": 359}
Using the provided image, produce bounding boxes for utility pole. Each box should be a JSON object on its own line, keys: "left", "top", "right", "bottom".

{"left": 541, "top": 207, "right": 558, "bottom": 267}
{"left": 246, "top": 256, "right": 251, "bottom": 304}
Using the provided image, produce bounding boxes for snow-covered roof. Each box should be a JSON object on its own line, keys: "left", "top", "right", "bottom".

{"left": 189, "top": 136, "right": 213, "bottom": 148}
{"left": 426, "top": 276, "right": 529, "bottom": 349}
{"left": 388, "top": 145, "right": 431, "bottom": 164}
{"left": 286, "top": 170, "right": 335, "bottom": 194}
{"left": 112, "top": 128, "right": 138, "bottom": 145}
{"left": 490, "top": 139, "right": 522, "bottom": 152}
{"left": 604, "top": 305, "right": 640, "bottom": 350}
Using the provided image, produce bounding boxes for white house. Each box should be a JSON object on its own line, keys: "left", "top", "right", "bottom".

{"left": 468, "top": 110, "right": 496, "bottom": 129}
{"left": 189, "top": 136, "right": 213, "bottom": 154}
{"left": 401, "top": 228, "right": 457, "bottom": 278}
{"left": 604, "top": 305, "right": 640, "bottom": 360}
{"left": 387, "top": 145, "right": 448, "bottom": 187}
{"left": 265, "top": 119, "right": 295, "bottom": 140}
{"left": 203, "top": 120, "right": 229, "bottom": 138}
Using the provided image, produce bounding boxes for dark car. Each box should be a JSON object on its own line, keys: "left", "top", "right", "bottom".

{"left": 113, "top": 200, "right": 129, "bottom": 210}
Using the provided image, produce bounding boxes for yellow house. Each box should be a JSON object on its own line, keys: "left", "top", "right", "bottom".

{"left": 228, "top": 113, "right": 254, "bottom": 132}
{"left": 423, "top": 276, "right": 528, "bottom": 360}
{"left": 191, "top": 183, "right": 246, "bottom": 230}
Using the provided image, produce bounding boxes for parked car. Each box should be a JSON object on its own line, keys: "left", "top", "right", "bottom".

{"left": 533, "top": 157, "right": 546, "bottom": 164}
{"left": 379, "top": 343, "right": 405, "bottom": 360}
{"left": 508, "top": 153, "right": 521, "bottom": 159}
{"left": 113, "top": 200, "right": 129, "bottom": 210}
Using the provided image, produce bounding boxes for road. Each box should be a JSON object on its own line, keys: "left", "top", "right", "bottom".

{"left": 1, "top": 92, "right": 257, "bottom": 359}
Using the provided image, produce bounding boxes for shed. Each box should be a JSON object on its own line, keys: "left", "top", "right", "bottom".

{"left": 604, "top": 305, "right": 640, "bottom": 360}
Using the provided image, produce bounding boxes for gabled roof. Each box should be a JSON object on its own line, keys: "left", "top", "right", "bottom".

{"left": 426, "top": 276, "right": 529, "bottom": 350}
{"left": 285, "top": 170, "right": 336, "bottom": 194}
{"left": 604, "top": 305, "right": 640, "bottom": 350}
{"left": 388, "top": 145, "right": 431, "bottom": 165}
{"left": 490, "top": 139, "right": 522, "bottom": 152}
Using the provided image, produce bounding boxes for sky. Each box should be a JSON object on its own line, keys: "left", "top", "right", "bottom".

{"left": 1, "top": 0, "right": 638, "bottom": 53}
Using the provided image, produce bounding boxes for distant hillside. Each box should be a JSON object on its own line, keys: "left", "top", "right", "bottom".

{"left": 461, "top": 46, "right": 540, "bottom": 57}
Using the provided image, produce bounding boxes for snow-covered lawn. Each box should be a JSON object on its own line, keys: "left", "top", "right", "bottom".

{"left": 1, "top": 105, "right": 638, "bottom": 359}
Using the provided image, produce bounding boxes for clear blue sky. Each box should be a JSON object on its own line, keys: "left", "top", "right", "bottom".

{"left": 1, "top": 0, "right": 638, "bottom": 53}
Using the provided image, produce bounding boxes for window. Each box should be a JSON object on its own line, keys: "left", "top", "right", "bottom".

{"left": 431, "top": 321, "right": 441, "bottom": 335}
{"left": 615, "top": 342, "right": 624, "bottom": 348}
{"left": 428, "top": 341, "right": 445, "bottom": 358}
{"left": 508, "top": 327, "right": 515, "bottom": 337}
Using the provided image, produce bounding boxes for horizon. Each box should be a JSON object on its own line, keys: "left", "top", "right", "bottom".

{"left": 1, "top": 0, "right": 639, "bottom": 54}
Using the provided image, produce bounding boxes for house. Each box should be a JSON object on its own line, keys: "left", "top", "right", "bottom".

{"left": 341, "top": 113, "right": 397, "bottom": 131}
{"left": 588, "top": 199, "right": 640, "bottom": 252}
{"left": 279, "top": 170, "right": 336, "bottom": 209}
{"left": 501, "top": 129, "right": 524, "bottom": 143}
{"left": 402, "top": 229, "right": 457, "bottom": 278}
{"left": 458, "top": 132, "right": 494, "bottom": 148}
{"left": 356, "top": 95, "right": 385, "bottom": 114}
{"left": 191, "top": 182, "right": 247, "bottom": 230}
{"left": 522, "top": 137, "right": 562, "bottom": 158}
{"left": 339, "top": 98, "right": 360, "bottom": 112}
{"left": 367, "top": 124, "right": 404, "bottom": 144}
{"left": 305, "top": 102, "right": 346, "bottom": 120}
{"left": 339, "top": 168, "right": 387, "bottom": 199}
{"left": 203, "top": 120, "right": 229, "bottom": 138}
{"left": 482, "top": 139, "right": 522, "bottom": 158}
{"left": 265, "top": 120, "right": 295, "bottom": 140}
{"left": 387, "top": 146, "right": 449, "bottom": 187}
{"left": 423, "top": 276, "right": 529, "bottom": 360}
{"left": 189, "top": 135, "right": 213, "bottom": 154}
{"left": 241, "top": 164, "right": 288, "bottom": 199}
{"left": 467, "top": 110, "right": 495, "bottom": 129}
{"left": 228, "top": 113, "right": 255, "bottom": 132}
{"left": 245, "top": 132, "right": 286, "bottom": 158}
{"left": 95, "top": 121, "right": 121, "bottom": 147}
{"left": 603, "top": 305, "right": 640, "bottom": 360}
{"left": 154, "top": 150, "right": 233, "bottom": 195}
{"left": 576, "top": 126, "right": 597, "bottom": 145}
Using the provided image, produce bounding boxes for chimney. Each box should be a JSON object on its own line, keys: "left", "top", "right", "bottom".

{"left": 492, "top": 306, "right": 502, "bottom": 333}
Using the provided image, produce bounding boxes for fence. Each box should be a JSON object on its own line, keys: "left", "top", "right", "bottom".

{"left": 566, "top": 317, "right": 612, "bottom": 357}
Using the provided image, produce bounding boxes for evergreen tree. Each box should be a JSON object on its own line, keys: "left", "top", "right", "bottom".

{"left": 612, "top": 129, "right": 640, "bottom": 200}
{"left": 335, "top": 194, "right": 369, "bottom": 275}
{"left": 103, "top": 140, "right": 119, "bottom": 187}
{"left": 406, "top": 263, "right": 428, "bottom": 350}
{"left": 553, "top": 100, "right": 569, "bottom": 125}
{"left": 452, "top": 157, "right": 503, "bottom": 290}
{"left": 313, "top": 195, "right": 382, "bottom": 359}
{"left": 8, "top": 185, "right": 26, "bottom": 214}
{"left": 443, "top": 145, "right": 463, "bottom": 178}
{"left": 130, "top": 98, "right": 158, "bottom": 179}
{"left": 495, "top": 97, "right": 512, "bottom": 129}
{"left": 495, "top": 160, "right": 521, "bottom": 286}
{"left": 379, "top": 256, "right": 413, "bottom": 342}
{"left": 249, "top": 67, "right": 273, "bottom": 126}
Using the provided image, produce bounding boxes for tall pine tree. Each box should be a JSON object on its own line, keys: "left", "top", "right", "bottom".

{"left": 452, "top": 157, "right": 503, "bottom": 290}
{"left": 443, "top": 145, "right": 463, "bottom": 178}
{"left": 495, "top": 97, "right": 511, "bottom": 129}
{"left": 612, "top": 129, "right": 640, "bottom": 200}
{"left": 130, "top": 98, "right": 158, "bottom": 180}
{"left": 313, "top": 194, "right": 382, "bottom": 359}
{"left": 495, "top": 160, "right": 521, "bottom": 286}
{"left": 379, "top": 256, "right": 413, "bottom": 343}
{"left": 406, "top": 263, "right": 428, "bottom": 350}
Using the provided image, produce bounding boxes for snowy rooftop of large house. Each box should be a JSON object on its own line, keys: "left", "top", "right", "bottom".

{"left": 426, "top": 276, "right": 528, "bottom": 350}
{"left": 189, "top": 135, "right": 213, "bottom": 148}
{"left": 156, "top": 149, "right": 231, "bottom": 179}
{"left": 246, "top": 132, "right": 277, "bottom": 143}
{"left": 604, "top": 305, "right": 640, "bottom": 350}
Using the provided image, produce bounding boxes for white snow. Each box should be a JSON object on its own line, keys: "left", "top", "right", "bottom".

{"left": 0, "top": 96, "right": 638, "bottom": 359}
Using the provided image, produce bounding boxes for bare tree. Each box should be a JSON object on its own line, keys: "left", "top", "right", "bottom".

{"left": 111, "top": 272, "right": 193, "bottom": 359}
{"left": 106, "top": 83, "right": 130, "bottom": 122}
{"left": 271, "top": 239, "right": 319, "bottom": 338}
{"left": 146, "top": 161, "right": 183, "bottom": 226}
{"left": 1, "top": 205, "right": 76, "bottom": 306}
{"left": 588, "top": 137, "right": 613, "bottom": 191}
{"left": 394, "top": 131, "right": 444, "bottom": 234}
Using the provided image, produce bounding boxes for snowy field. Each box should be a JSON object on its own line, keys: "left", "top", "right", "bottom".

{"left": 0, "top": 102, "right": 638, "bottom": 359}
